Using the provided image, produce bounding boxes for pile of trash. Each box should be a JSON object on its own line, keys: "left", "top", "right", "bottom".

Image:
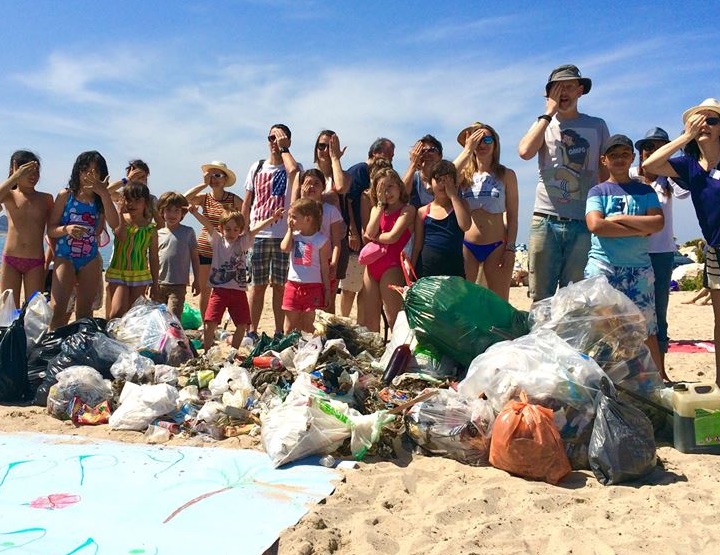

{"left": 0, "top": 276, "right": 668, "bottom": 486}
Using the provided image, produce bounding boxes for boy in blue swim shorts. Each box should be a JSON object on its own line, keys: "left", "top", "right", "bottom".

{"left": 584, "top": 134, "right": 667, "bottom": 381}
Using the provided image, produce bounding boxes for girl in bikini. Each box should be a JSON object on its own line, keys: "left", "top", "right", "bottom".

{"left": 184, "top": 161, "right": 243, "bottom": 318}
{"left": 360, "top": 167, "right": 415, "bottom": 333}
{"left": 454, "top": 122, "right": 519, "bottom": 300}
{"left": 48, "top": 151, "right": 119, "bottom": 329}
{"left": 0, "top": 151, "right": 54, "bottom": 308}
{"left": 105, "top": 182, "right": 159, "bottom": 319}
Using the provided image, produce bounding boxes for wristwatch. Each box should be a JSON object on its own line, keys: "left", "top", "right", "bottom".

{"left": 537, "top": 115, "right": 552, "bottom": 123}
{"left": 279, "top": 147, "right": 290, "bottom": 154}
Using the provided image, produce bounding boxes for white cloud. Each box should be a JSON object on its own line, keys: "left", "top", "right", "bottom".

{"left": 2, "top": 37, "right": 708, "bottom": 242}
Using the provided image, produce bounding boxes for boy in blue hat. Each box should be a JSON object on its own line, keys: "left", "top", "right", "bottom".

{"left": 585, "top": 134, "right": 666, "bottom": 380}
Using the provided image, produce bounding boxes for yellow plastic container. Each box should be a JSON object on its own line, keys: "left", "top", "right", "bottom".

{"left": 672, "top": 382, "right": 720, "bottom": 454}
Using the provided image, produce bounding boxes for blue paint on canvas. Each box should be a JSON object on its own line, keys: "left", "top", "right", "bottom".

{"left": 0, "top": 433, "right": 339, "bottom": 553}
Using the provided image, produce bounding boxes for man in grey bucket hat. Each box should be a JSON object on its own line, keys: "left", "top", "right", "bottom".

{"left": 518, "top": 64, "right": 610, "bottom": 301}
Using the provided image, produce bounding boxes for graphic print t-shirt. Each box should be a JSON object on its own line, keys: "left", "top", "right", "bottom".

{"left": 287, "top": 231, "right": 328, "bottom": 283}
{"left": 209, "top": 232, "right": 253, "bottom": 290}
{"left": 535, "top": 113, "right": 610, "bottom": 220}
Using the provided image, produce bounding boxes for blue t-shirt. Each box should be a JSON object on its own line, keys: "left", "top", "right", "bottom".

{"left": 586, "top": 180, "right": 661, "bottom": 267}
{"left": 668, "top": 155, "right": 720, "bottom": 247}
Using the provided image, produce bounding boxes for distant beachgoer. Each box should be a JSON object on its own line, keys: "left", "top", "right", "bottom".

{"left": 48, "top": 151, "right": 119, "bottom": 329}
{"left": 0, "top": 150, "right": 53, "bottom": 307}
{"left": 105, "top": 182, "right": 159, "bottom": 319}
{"left": 185, "top": 161, "right": 243, "bottom": 320}
{"left": 455, "top": 122, "right": 519, "bottom": 300}
{"left": 642, "top": 98, "right": 720, "bottom": 386}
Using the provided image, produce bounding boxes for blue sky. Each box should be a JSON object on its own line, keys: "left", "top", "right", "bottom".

{"left": 0, "top": 0, "right": 715, "bottom": 242}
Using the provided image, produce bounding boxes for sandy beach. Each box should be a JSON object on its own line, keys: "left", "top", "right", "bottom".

{"left": 2, "top": 286, "right": 719, "bottom": 554}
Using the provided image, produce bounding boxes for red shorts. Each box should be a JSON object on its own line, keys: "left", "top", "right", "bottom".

{"left": 204, "top": 288, "right": 250, "bottom": 325}
{"left": 282, "top": 281, "right": 325, "bottom": 312}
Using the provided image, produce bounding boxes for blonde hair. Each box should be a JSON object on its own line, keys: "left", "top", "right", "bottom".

{"left": 219, "top": 210, "right": 245, "bottom": 230}
{"left": 460, "top": 123, "right": 506, "bottom": 187}
{"left": 290, "top": 198, "right": 322, "bottom": 233}
{"left": 369, "top": 167, "right": 408, "bottom": 206}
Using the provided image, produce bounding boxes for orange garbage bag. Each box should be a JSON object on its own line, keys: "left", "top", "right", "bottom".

{"left": 489, "top": 393, "right": 572, "bottom": 484}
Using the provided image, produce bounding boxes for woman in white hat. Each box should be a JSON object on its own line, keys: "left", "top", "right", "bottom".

{"left": 454, "top": 122, "right": 519, "bottom": 300}
{"left": 643, "top": 98, "right": 720, "bottom": 386}
{"left": 185, "top": 161, "right": 243, "bottom": 317}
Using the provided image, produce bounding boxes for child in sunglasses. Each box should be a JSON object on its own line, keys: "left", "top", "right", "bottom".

{"left": 643, "top": 98, "right": 720, "bottom": 386}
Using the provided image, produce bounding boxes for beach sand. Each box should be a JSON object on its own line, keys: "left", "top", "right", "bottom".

{"left": 2, "top": 287, "right": 719, "bottom": 554}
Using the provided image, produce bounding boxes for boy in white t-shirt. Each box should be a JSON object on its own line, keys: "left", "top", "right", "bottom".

{"left": 188, "top": 205, "right": 283, "bottom": 350}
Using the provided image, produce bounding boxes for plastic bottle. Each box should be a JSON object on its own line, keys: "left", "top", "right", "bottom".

{"left": 252, "top": 356, "right": 284, "bottom": 370}
{"left": 215, "top": 329, "right": 231, "bottom": 343}
{"left": 382, "top": 344, "right": 412, "bottom": 385}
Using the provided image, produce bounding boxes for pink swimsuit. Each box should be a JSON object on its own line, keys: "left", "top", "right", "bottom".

{"left": 367, "top": 207, "right": 411, "bottom": 282}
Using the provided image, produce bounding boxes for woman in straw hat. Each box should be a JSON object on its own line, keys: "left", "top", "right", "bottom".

{"left": 454, "top": 122, "right": 519, "bottom": 300}
{"left": 643, "top": 98, "right": 720, "bottom": 386}
{"left": 185, "top": 161, "right": 243, "bottom": 318}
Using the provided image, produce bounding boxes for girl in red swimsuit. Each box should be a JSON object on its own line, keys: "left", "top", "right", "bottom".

{"left": 360, "top": 167, "right": 415, "bottom": 333}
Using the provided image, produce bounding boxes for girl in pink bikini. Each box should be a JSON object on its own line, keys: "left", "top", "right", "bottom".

{"left": 0, "top": 151, "right": 54, "bottom": 307}
{"left": 360, "top": 167, "right": 415, "bottom": 333}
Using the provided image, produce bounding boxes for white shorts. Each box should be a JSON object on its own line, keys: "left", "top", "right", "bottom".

{"left": 706, "top": 246, "right": 720, "bottom": 289}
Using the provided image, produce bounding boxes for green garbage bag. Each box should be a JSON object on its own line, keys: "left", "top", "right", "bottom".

{"left": 180, "top": 302, "right": 202, "bottom": 330}
{"left": 404, "top": 276, "right": 530, "bottom": 368}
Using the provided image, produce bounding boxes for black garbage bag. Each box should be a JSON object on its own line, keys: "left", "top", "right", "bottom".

{"left": 0, "top": 302, "right": 29, "bottom": 402}
{"left": 29, "top": 318, "right": 111, "bottom": 406}
{"left": 588, "top": 377, "right": 657, "bottom": 485}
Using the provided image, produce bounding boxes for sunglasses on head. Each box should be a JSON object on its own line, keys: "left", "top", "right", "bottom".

{"left": 481, "top": 135, "right": 495, "bottom": 144}
{"left": 317, "top": 143, "right": 329, "bottom": 151}
{"left": 267, "top": 135, "right": 277, "bottom": 143}
{"left": 706, "top": 117, "right": 720, "bottom": 126}
{"left": 210, "top": 172, "right": 225, "bottom": 179}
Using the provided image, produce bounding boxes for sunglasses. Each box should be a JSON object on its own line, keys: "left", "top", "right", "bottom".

{"left": 210, "top": 172, "right": 226, "bottom": 179}
{"left": 317, "top": 143, "right": 329, "bottom": 151}
{"left": 267, "top": 135, "right": 277, "bottom": 143}
{"left": 641, "top": 143, "right": 661, "bottom": 152}
{"left": 706, "top": 117, "right": 720, "bottom": 126}
{"left": 421, "top": 147, "right": 440, "bottom": 154}
{"left": 481, "top": 135, "right": 495, "bottom": 144}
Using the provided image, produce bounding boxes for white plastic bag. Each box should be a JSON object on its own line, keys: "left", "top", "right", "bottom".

{"left": 24, "top": 292, "right": 53, "bottom": 349}
{"left": 208, "top": 363, "right": 252, "bottom": 398}
{"left": 110, "top": 351, "right": 155, "bottom": 381}
{"left": 108, "top": 383, "right": 179, "bottom": 431}
{"left": 0, "top": 289, "right": 17, "bottom": 327}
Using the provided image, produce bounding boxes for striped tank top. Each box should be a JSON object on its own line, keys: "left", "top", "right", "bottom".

{"left": 197, "top": 191, "right": 240, "bottom": 259}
